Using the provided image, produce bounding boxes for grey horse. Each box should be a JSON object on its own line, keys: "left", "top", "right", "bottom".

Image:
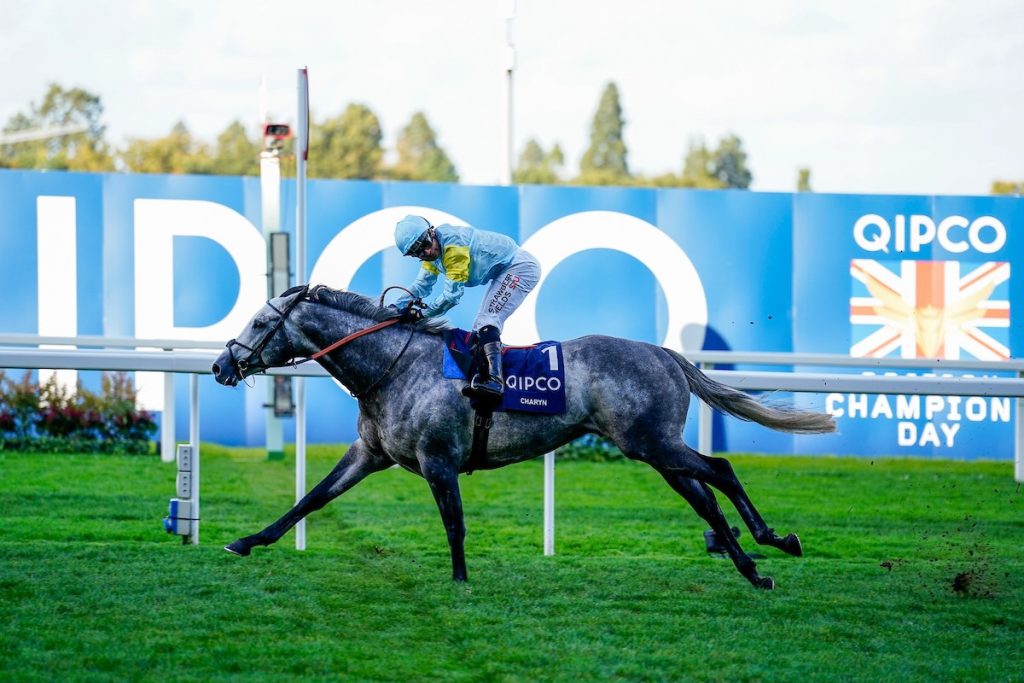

{"left": 212, "top": 285, "right": 835, "bottom": 590}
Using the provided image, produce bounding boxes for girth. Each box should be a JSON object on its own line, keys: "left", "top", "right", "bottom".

{"left": 457, "top": 335, "right": 500, "bottom": 475}
{"left": 467, "top": 408, "right": 494, "bottom": 475}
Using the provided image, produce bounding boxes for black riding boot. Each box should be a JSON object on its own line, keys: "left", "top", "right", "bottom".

{"left": 470, "top": 326, "right": 504, "bottom": 400}
{"left": 472, "top": 341, "right": 505, "bottom": 399}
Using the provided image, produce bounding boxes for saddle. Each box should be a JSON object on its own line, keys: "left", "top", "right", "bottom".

{"left": 442, "top": 329, "right": 566, "bottom": 473}
{"left": 441, "top": 329, "right": 566, "bottom": 414}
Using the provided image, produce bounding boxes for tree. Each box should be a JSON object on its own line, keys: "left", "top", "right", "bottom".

{"left": 209, "top": 120, "right": 259, "bottom": 176}
{"left": 513, "top": 138, "right": 564, "bottom": 184}
{"left": 680, "top": 138, "right": 725, "bottom": 189}
{"left": 119, "top": 122, "right": 212, "bottom": 174}
{"left": 711, "top": 134, "right": 752, "bottom": 189}
{"left": 310, "top": 103, "right": 384, "bottom": 179}
{"left": 636, "top": 172, "right": 688, "bottom": 188}
{"left": 389, "top": 111, "right": 458, "bottom": 182}
{"left": 0, "top": 83, "right": 114, "bottom": 171}
{"left": 577, "top": 82, "right": 630, "bottom": 185}
{"left": 797, "top": 167, "right": 812, "bottom": 192}
{"left": 991, "top": 180, "right": 1022, "bottom": 195}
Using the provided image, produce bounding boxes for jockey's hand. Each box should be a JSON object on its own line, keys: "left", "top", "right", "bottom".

{"left": 403, "top": 305, "right": 424, "bottom": 322}
{"left": 391, "top": 301, "right": 424, "bottom": 322}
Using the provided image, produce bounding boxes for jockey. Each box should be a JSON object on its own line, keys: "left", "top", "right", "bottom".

{"left": 393, "top": 214, "right": 540, "bottom": 401}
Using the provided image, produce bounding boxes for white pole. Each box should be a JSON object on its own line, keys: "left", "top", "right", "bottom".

{"left": 161, "top": 372, "right": 175, "bottom": 463}
{"left": 189, "top": 373, "right": 200, "bottom": 545}
{"left": 1016, "top": 372, "right": 1023, "bottom": 483}
{"left": 294, "top": 67, "right": 309, "bottom": 550}
{"left": 698, "top": 363, "right": 713, "bottom": 454}
{"left": 699, "top": 402, "right": 713, "bottom": 454}
{"left": 501, "top": 1, "right": 516, "bottom": 185}
{"left": 543, "top": 451, "right": 554, "bottom": 555}
{"left": 261, "top": 140, "right": 285, "bottom": 460}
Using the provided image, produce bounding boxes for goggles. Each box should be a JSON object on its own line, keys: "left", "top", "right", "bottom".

{"left": 406, "top": 229, "right": 433, "bottom": 257}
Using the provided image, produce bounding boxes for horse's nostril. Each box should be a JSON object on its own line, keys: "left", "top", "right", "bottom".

{"left": 212, "top": 363, "right": 221, "bottom": 376}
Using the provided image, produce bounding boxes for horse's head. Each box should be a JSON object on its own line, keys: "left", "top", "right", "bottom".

{"left": 212, "top": 285, "right": 309, "bottom": 387}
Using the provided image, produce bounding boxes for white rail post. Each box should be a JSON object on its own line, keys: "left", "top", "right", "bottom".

{"left": 543, "top": 451, "right": 555, "bottom": 555}
{"left": 294, "top": 66, "right": 309, "bottom": 551}
{"left": 698, "top": 362, "right": 713, "bottom": 454}
{"left": 161, "top": 370, "right": 175, "bottom": 463}
{"left": 189, "top": 373, "right": 200, "bottom": 545}
{"left": 1017, "top": 371, "right": 1023, "bottom": 483}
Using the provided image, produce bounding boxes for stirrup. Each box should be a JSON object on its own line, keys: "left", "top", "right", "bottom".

{"left": 469, "top": 374, "right": 504, "bottom": 397}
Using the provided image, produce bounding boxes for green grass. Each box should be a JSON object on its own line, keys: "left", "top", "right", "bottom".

{"left": 1, "top": 446, "right": 1022, "bottom": 682}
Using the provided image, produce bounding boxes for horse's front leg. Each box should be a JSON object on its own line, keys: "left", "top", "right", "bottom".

{"left": 420, "top": 457, "right": 468, "bottom": 582}
{"left": 225, "top": 439, "right": 388, "bottom": 557}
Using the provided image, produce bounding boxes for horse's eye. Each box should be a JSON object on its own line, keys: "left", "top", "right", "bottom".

{"left": 253, "top": 320, "right": 265, "bottom": 330}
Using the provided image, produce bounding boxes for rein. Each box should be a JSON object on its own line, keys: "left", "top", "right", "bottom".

{"left": 295, "top": 285, "right": 421, "bottom": 397}
{"left": 308, "top": 318, "right": 401, "bottom": 361}
{"left": 227, "top": 284, "right": 423, "bottom": 398}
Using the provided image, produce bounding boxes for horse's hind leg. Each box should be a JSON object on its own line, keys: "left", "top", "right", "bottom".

{"left": 656, "top": 468, "right": 775, "bottom": 590}
{"left": 225, "top": 440, "right": 388, "bottom": 557}
{"left": 682, "top": 446, "right": 803, "bottom": 557}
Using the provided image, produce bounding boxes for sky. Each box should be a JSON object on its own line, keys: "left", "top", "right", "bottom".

{"left": 2, "top": 0, "right": 1022, "bottom": 195}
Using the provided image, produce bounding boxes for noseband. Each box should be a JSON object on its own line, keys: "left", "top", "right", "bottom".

{"left": 223, "top": 285, "right": 419, "bottom": 398}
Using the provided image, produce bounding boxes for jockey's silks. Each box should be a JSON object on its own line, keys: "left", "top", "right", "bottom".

{"left": 395, "top": 225, "right": 522, "bottom": 317}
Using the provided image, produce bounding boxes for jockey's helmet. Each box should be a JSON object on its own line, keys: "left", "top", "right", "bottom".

{"left": 395, "top": 215, "right": 432, "bottom": 256}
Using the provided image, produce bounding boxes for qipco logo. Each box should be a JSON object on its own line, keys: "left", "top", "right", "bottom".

{"left": 853, "top": 214, "right": 1007, "bottom": 255}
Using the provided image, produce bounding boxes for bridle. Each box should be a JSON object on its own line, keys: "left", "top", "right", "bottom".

{"left": 223, "top": 285, "right": 419, "bottom": 398}
{"left": 224, "top": 285, "right": 310, "bottom": 377}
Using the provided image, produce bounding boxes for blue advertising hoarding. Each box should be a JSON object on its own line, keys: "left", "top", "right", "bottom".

{"left": 792, "top": 193, "right": 1020, "bottom": 457}
{"left": 0, "top": 168, "right": 1018, "bottom": 460}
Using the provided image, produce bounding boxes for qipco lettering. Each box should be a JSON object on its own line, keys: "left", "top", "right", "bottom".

{"left": 505, "top": 375, "right": 562, "bottom": 392}
{"left": 853, "top": 214, "right": 1007, "bottom": 255}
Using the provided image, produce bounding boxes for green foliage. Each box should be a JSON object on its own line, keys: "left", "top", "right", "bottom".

{"left": 556, "top": 434, "right": 623, "bottom": 461}
{"left": 679, "top": 137, "right": 725, "bottom": 188}
{"left": 798, "top": 167, "right": 813, "bottom": 192}
{"left": 0, "top": 370, "right": 155, "bottom": 454}
{"left": 0, "top": 449, "right": 1020, "bottom": 680}
{"left": 310, "top": 103, "right": 384, "bottom": 179}
{"left": 0, "top": 83, "right": 115, "bottom": 171}
{"left": 119, "top": 121, "right": 213, "bottom": 175}
{"left": 577, "top": 82, "right": 630, "bottom": 185}
{"left": 389, "top": 111, "right": 458, "bottom": 182}
{"left": 675, "top": 134, "right": 753, "bottom": 189}
{"left": 991, "top": 180, "right": 1022, "bottom": 195}
{"left": 512, "top": 138, "right": 564, "bottom": 184}
{"left": 0, "top": 371, "right": 39, "bottom": 439}
{"left": 209, "top": 120, "right": 259, "bottom": 176}
{"left": 632, "top": 171, "right": 692, "bottom": 188}
{"left": 711, "top": 133, "right": 752, "bottom": 189}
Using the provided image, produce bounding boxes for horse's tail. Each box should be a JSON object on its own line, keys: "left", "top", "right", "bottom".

{"left": 666, "top": 350, "right": 836, "bottom": 434}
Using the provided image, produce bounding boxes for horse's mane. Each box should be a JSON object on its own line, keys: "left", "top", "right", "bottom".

{"left": 307, "top": 285, "right": 450, "bottom": 335}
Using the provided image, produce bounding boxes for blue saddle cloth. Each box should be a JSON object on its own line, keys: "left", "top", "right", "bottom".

{"left": 442, "top": 329, "right": 566, "bottom": 415}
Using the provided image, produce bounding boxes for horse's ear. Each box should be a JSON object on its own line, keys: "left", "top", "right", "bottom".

{"left": 280, "top": 284, "right": 308, "bottom": 298}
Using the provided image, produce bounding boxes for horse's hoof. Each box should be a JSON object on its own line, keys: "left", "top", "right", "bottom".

{"left": 781, "top": 533, "right": 803, "bottom": 557}
{"left": 758, "top": 576, "right": 775, "bottom": 590}
{"left": 224, "top": 541, "right": 251, "bottom": 557}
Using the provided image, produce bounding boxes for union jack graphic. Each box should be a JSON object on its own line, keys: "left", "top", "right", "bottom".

{"left": 850, "top": 259, "right": 1010, "bottom": 360}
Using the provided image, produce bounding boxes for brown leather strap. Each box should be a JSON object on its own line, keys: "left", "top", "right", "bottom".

{"left": 309, "top": 318, "right": 402, "bottom": 361}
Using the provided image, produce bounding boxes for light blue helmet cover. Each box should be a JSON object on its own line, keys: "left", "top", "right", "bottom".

{"left": 395, "top": 215, "right": 431, "bottom": 255}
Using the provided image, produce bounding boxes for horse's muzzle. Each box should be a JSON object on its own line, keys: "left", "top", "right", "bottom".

{"left": 212, "top": 349, "right": 241, "bottom": 386}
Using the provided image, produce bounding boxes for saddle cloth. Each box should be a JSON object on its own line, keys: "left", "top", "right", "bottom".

{"left": 442, "top": 329, "right": 566, "bottom": 415}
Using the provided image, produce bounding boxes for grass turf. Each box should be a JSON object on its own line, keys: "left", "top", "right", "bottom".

{"left": 0, "top": 445, "right": 1021, "bottom": 682}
